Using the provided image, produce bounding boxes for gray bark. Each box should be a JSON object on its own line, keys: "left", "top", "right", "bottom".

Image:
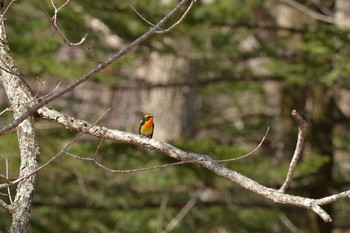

{"left": 0, "top": 17, "right": 40, "bottom": 233}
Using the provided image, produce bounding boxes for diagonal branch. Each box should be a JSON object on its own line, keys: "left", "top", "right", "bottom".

{"left": 0, "top": 0, "right": 192, "bottom": 136}
{"left": 1, "top": 109, "right": 111, "bottom": 190}
{"left": 279, "top": 0, "right": 335, "bottom": 24}
{"left": 0, "top": 198, "right": 8, "bottom": 210}
{"left": 161, "top": 196, "right": 197, "bottom": 233}
{"left": 36, "top": 0, "right": 87, "bottom": 46}
{"left": 33, "top": 106, "right": 338, "bottom": 222}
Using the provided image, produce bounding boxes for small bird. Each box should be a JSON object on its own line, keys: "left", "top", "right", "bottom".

{"left": 139, "top": 114, "right": 155, "bottom": 138}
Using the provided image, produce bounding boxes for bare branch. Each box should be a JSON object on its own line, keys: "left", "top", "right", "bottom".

{"left": 0, "top": 57, "right": 35, "bottom": 95}
{"left": 0, "top": 109, "right": 110, "bottom": 189}
{"left": 0, "top": 0, "right": 17, "bottom": 21}
{"left": 129, "top": 4, "right": 162, "bottom": 30}
{"left": 36, "top": 82, "right": 62, "bottom": 100}
{"left": 161, "top": 197, "right": 197, "bottom": 233}
{"left": 0, "top": 198, "right": 8, "bottom": 210}
{"left": 315, "top": 190, "right": 350, "bottom": 205}
{"left": 34, "top": 106, "right": 345, "bottom": 222}
{"left": 3, "top": 155, "right": 13, "bottom": 203}
{"left": 0, "top": 0, "right": 192, "bottom": 136}
{"left": 215, "top": 127, "right": 269, "bottom": 162}
{"left": 0, "top": 107, "right": 12, "bottom": 116}
{"left": 310, "top": 204, "right": 331, "bottom": 222}
{"left": 155, "top": 0, "right": 195, "bottom": 34}
{"left": 62, "top": 127, "right": 269, "bottom": 173}
{"left": 130, "top": 0, "right": 195, "bottom": 34}
{"left": 36, "top": 0, "right": 87, "bottom": 46}
{"left": 279, "top": 0, "right": 335, "bottom": 24}
{"left": 64, "top": 151, "right": 192, "bottom": 173}
{"left": 50, "top": 0, "right": 70, "bottom": 21}
{"left": 0, "top": 173, "right": 10, "bottom": 183}
{"left": 279, "top": 110, "right": 307, "bottom": 193}
{"left": 278, "top": 213, "right": 300, "bottom": 233}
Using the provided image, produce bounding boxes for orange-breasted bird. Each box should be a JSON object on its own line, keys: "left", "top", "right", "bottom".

{"left": 139, "top": 114, "right": 155, "bottom": 138}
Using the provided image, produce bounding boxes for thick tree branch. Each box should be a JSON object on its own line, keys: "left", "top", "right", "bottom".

{"left": 0, "top": 0, "right": 192, "bottom": 136}
{"left": 34, "top": 106, "right": 340, "bottom": 222}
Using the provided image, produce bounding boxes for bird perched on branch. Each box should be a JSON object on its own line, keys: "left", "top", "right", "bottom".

{"left": 139, "top": 114, "right": 155, "bottom": 138}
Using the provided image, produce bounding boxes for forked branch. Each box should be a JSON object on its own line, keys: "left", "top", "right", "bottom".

{"left": 29, "top": 106, "right": 347, "bottom": 222}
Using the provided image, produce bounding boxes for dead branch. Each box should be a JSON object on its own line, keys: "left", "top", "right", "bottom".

{"left": 33, "top": 106, "right": 345, "bottom": 222}
{"left": 0, "top": 0, "right": 192, "bottom": 136}
{"left": 62, "top": 126, "right": 267, "bottom": 172}
{"left": 155, "top": 0, "right": 195, "bottom": 34}
{"left": 63, "top": 151, "right": 191, "bottom": 173}
{"left": 0, "top": 198, "right": 8, "bottom": 210}
{"left": 0, "top": 0, "right": 16, "bottom": 21}
{"left": 130, "top": 0, "right": 196, "bottom": 34}
{"left": 279, "top": 0, "right": 335, "bottom": 24}
{"left": 36, "top": 0, "right": 87, "bottom": 46}
{"left": 1, "top": 109, "right": 110, "bottom": 189}
{"left": 37, "top": 124, "right": 268, "bottom": 174}
{"left": 161, "top": 196, "right": 197, "bottom": 233}
{"left": 279, "top": 110, "right": 307, "bottom": 193}
{"left": 215, "top": 127, "right": 269, "bottom": 162}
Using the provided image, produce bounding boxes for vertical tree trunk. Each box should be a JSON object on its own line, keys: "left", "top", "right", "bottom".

{"left": 273, "top": 2, "right": 306, "bottom": 163}
{"left": 0, "top": 16, "right": 40, "bottom": 233}
{"left": 273, "top": 3, "right": 334, "bottom": 233}
{"left": 138, "top": 52, "right": 188, "bottom": 141}
{"left": 309, "top": 86, "right": 334, "bottom": 233}
{"left": 335, "top": 0, "right": 350, "bottom": 28}
{"left": 182, "top": 62, "right": 197, "bottom": 139}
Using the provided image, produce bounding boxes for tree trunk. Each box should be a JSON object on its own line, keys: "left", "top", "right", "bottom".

{"left": 0, "top": 16, "right": 40, "bottom": 233}
{"left": 138, "top": 52, "right": 188, "bottom": 141}
{"left": 273, "top": 2, "right": 306, "bottom": 163}
{"left": 309, "top": 86, "right": 334, "bottom": 233}
{"left": 335, "top": 0, "right": 350, "bottom": 28}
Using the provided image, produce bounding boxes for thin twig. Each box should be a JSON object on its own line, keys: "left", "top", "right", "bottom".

{"left": 158, "top": 195, "right": 169, "bottom": 232}
{"left": 155, "top": 0, "right": 195, "bottom": 34}
{"left": 0, "top": 109, "right": 111, "bottom": 189}
{"left": 279, "top": 213, "right": 300, "bottom": 233}
{"left": 36, "top": 82, "right": 62, "bottom": 100}
{"left": 215, "top": 127, "right": 269, "bottom": 162}
{"left": 0, "top": 0, "right": 17, "bottom": 22}
{"left": 130, "top": 0, "right": 195, "bottom": 34}
{"left": 161, "top": 197, "right": 197, "bottom": 233}
{"left": 129, "top": 4, "right": 162, "bottom": 30}
{"left": 0, "top": 107, "right": 12, "bottom": 116}
{"left": 279, "top": 109, "right": 307, "bottom": 193}
{"left": 0, "top": 57, "right": 34, "bottom": 94}
{"left": 64, "top": 151, "right": 194, "bottom": 173}
{"left": 51, "top": 0, "right": 70, "bottom": 22}
{"left": 0, "top": 174, "right": 10, "bottom": 183}
{"left": 0, "top": 198, "right": 8, "bottom": 210}
{"left": 5, "top": 156, "right": 12, "bottom": 203}
{"left": 279, "top": 0, "right": 334, "bottom": 24}
{"left": 36, "top": 0, "right": 87, "bottom": 46}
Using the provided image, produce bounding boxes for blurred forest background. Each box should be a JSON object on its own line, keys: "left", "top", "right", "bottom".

{"left": 1, "top": 0, "right": 350, "bottom": 232}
